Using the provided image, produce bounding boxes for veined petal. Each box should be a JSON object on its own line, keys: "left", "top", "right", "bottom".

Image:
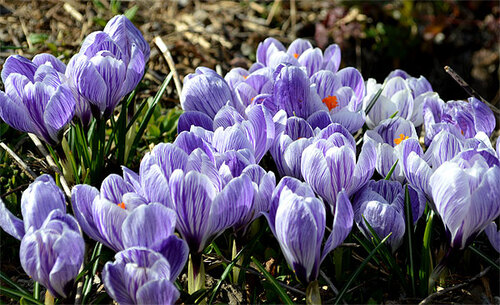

{"left": 485, "top": 222, "right": 500, "bottom": 253}
{"left": 298, "top": 48, "right": 323, "bottom": 76}
{"left": 135, "top": 279, "right": 179, "bottom": 305}
{"left": 287, "top": 38, "right": 313, "bottom": 57}
{"left": 1, "top": 55, "right": 37, "bottom": 83}
{"left": 71, "top": 185, "right": 103, "bottom": 242}
{"left": 0, "top": 91, "right": 34, "bottom": 133}
{"left": 0, "top": 198, "right": 25, "bottom": 240}
{"left": 156, "top": 236, "right": 189, "bottom": 279}
{"left": 322, "top": 44, "right": 341, "bottom": 73}
{"left": 350, "top": 140, "right": 376, "bottom": 196}
{"left": 32, "top": 53, "right": 67, "bottom": 73}
{"left": 322, "top": 190, "right": 353, "bottom": 260}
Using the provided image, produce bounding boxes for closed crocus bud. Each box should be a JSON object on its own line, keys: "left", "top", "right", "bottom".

{"left": 353, "top": 180, "right": 425, "bottom": 252}
{"left": 0, "top": 174, "right": 66, "bottom": 240}
{"left": 266, "top": 177, "right": 353, "bottom": 285}
{"left": 102, "top": 247, "right": 180, "bottom": 305}
{"left": 66, "top": 15, "right": 147, "bottom": 123}
{"left": 20, "top": 210, "right": 84, "bottom": 298}
{"left": 0, "top": 54, "right": 75, "bottom": 145}
{"left": 430, "top": 149, "right": 500, "bottom": 250}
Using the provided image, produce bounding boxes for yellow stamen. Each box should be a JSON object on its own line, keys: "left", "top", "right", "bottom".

{"left": 293, "top": 53, "right": 299, "bottom": 59}
{"left": 118, "top": 202, "right": 126, "bottom": 209}
{"left": 394, "top": 133, "right": 409, "bottom": 145}
{"left": 322, "top": 95, "right": 338, "bottom": 111}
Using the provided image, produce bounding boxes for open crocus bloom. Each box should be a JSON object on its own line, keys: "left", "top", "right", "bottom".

{"left": 310, "top": 68, "right": 365, "bottom": 133}
{"left": 265, "top": 177, "right": 352, "bottom": 285}
{"left": 364, "top": 117, "right": 418, "bottom": 182}
{"left": 102, "top": 247, "right": 181, "bottom": 305}
{"left": 401, "top": 130, "right": 495, "bottom": 197}
{"left": 71, "top": 173, "right": 189, "bottom": 271}
{"left": 0, "top": 54, "right": 75, "bottom": 145}
{"left": 422, "top": 96, "right": 496, "bottom": 145}
{"left": 429, "top": 149, "right": 500, "bottom": 250}
{"left": 353, "top": 180, "right": 425, "bottom": 252}
{"left": 0, "top": 175, "right": 84, "bottom": 298}
{"left": 66, "top": 15, "right": 148, "bottom": 123}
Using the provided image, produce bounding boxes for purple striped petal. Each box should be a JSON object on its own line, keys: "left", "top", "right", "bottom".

{"left": 485, "top": 222, "right": 500, "bottom": 253}
{"left": 322, "top": 44, "right": 341, "bottom": 73}
{"left": 298, "top": 48, "right": 323, "bottom": 76}
{"left": 256, "top": 38, "right": 286, "bottom": 66}
{"left": 287, "top": 39, "right": 313, "bottom": 57}
{"left": 136, "top": 279, "right": 179, "bottom": 305}
{"left": 103, "top": 15, "right": 151, "bottom": 62}
{"left": 0, "top": 198, "right": 25, "bottom": 240}
{"left": 32, "top": 54, "right": 66, "bottom": 73}
{"left": 1, "top": 55, "right": 37, "bottom": 82}
{"left": 322, "top": 190, "right": 353, "bottom": 260}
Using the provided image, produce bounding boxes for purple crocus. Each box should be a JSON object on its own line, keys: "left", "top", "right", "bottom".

{"left": 0, "top": 54, "right": 76, "bottom": 145}
{"left": 422, "top": 96, "right": 496, "bottom": 145}
{"left": 401, "top": 130, "right": 495, "bottom": 197}
{"left": 102, "top": 247, "right": 181, "bottom": 305}
{"left": 363, "top": 76, "right": 415, "bottom": 128}
{"left": 71, "top": 172, "right": 189, "bottom": 271}
{"left": 353, "top": 180, "right": 426, "bottom": 252}
{"left": 301, "top": 129, "right": 376, "bottom": 211}
{"left": 66, "top": 15, "right": 148, "bottom": 123}
{"left": 265, "top": 177, "right": 353, "bottom": 285}
{"left": 364, "top": 117, "right": 418, "bottom": 182}
{"left": 429, "top": 149, "right": 500, "bottom": 250}
{"left": 0, "top": 175, "right": 84, "bottom": 298}
{"left": 310, "top": 68, "right": 365, "bottom": 133}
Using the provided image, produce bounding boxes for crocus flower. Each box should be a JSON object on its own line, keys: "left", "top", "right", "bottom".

{"left": 364, "top": 117, "right": 418, "bottom": 182}
{"left": 102, "top": 247, "right": 181, "bottom": 305}
{"left": 429, "top": 149, "right": 500, "bottom": 250}
{"left": 169, "top": 168, "right": 254, "bottom": 253}
{"left": 422, "top": 96, "right": 496, "bottom": 145}
{"left": 352, "top": 180, "right": 425, "bottom": 252}
{"left": 310, "top": 68, "right": 365, "bottom": 133}
{"left": 301, "top": 130, "right": 376, "bottom": 211}
{"left": 72, "top": 172, "right": 189, "bottom": 270}
{"left": 257, "top": 38, "right": 342, "bottom": 74}
{"left": 180, "top": 67, "right": 237, "bottom": 122}
{"left": 66, "top": 15, "right": 148, "bottom": 123}
{"left": 484, "top": 222, "right": 500, "bottom": 253}
{"left": 266, "top": 177, "right": 353, "bottom": 285}
{"left": 362, "top": 76, "right": 415, "bottom": 128}
{"left": 0, "top": 54, "right": 76, "bottom": 145}
{"left": 0, "top": 175, "right": 84, "bottom": 298}
{"left": 401, "top": 130, "right": 495, "bottom": 197}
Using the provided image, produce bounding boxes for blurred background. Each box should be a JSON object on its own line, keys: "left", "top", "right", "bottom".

{"left": 0, "top": 0, "right": 499, "bottom": 108}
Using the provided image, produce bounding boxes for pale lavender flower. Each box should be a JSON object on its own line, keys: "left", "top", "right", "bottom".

{"left": 484, "top": 222, "right": 500, "bottom": 253}
{"left": 0, "top": 54, "right": 75, "bottom": 144}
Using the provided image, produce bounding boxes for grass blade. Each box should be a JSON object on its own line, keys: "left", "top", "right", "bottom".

{"left": 0, "top": 270, "right": 31, "bottom": 295}
{"left": 126, "top": 72, "right": 173, "bottom": 165}
{"left": 419, "top": 209, "right": 434, "bottom": 296}
{"left": 0, "top": 286, "right": 43, "bottom": 305}
{"left": 404, "top": 185, "right": 416, "bottom": 297}
{"left": 469, "top": 245, "right": 500, "bottom": 271}
{"left": 251, "top": 256, "right": 294, "bottom": 305}
{"left": 384, "top": 160, "right": 399, "bottom": 180}
{"left": 334, "top": 233, "right": 392, "bottom": 305}
{"left": 364, "top": 85, "right": 384, "bottom": 115}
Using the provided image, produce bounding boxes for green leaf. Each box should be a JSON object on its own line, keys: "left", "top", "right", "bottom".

{"left": 419, "top": 209, "right": 434, "bottom": 296}
{"left": 0, "top": 286, "right": 43, "bottom": 305}
{"left": 384, "top": 160, "right": 399, "bottom": 180}
{"left": 334, "top": 233, "right": 392, "bottom": 305}
{"left": 389, "top": 110, "right": 399, "bottom": 119}
{"left": 364, "top": 83, "right": 385, "bottom": 115}
{"left": 0, "top": 271, "right": 31, "bottom": 295}
{"left": 404, "top": 185, "right": 416, "bottom": 297}
{"left": 28, "top": 33, "right": 48, "bottom": 45}
{"left": 469, "top": 245, "right": 500, "bottom": 271}
{"left": 251, "top": 256, "right": 294, "bottom": 305}
{"left": 124, "top": 5, "right": 139, "bottom": 21}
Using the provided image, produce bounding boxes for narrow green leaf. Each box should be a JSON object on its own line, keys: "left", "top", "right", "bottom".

{"left": 389, "top": 110, "right": 399, "bottom": 119}
{"left": 419, "top": 209, "right": 434, "bottom": 296}
{"left": 364, "top": 84, "right": 384, "bottom": 115}
{"left": 251, "top": 256, "right": 294, "bottom": 305}
{"left": 404, "top": 185, "right": 416, "bottom": 297}
{"left": 0, "top": 270, "right": 30, "bottom": 295}
{"left": 33, "top": 282, "right": 39, "bottom": 301}
{"left": 0, "top": 286, "right": 43, "bottom": 305}
{"left": 469, "top": 245, "right": 500, "bottom": 271}
{"left": 208, "top": 246, "right": 246, "bottom": 304}
{"left": 384, "top": 160, "right": 399, "bottom": 180}
{"left": 127, "top": 72, "right": 173, "bottom": 164}
{"left": 334, "top": 233, "right": 392, "bottom": 305}
{"left": 353, "top": 234, "right": 381, "bottom": 266}
{"left": 124, "top": 5, "right": 139, "bottom": 20}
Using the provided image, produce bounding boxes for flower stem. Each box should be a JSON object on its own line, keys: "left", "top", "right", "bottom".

{"left": 306, "top": 280, "right": 322, "bottom": 305}
{"left": 188, "top": 254, "right": 205, "bottom": 296}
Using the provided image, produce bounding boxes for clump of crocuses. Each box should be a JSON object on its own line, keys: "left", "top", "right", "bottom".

{"left": 0, "top": 175, "right": 84, "bottom": 298}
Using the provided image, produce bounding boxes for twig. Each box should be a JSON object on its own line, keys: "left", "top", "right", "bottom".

{"left": 444, "top": 66, "right": 500, "bottom": 116}
{"left": 290, "top": 0, "right": 296, "bottom": 39}
{"left": 63, "top": 3, "right": 84, "bottom": 23}
{"left": 28, "top": 134, "right": 71, "bottom": 198}
{"left": 266, "top": 0, "right": 282, "bottom": 25}
{"left": 419, "top": 264, "right": 493, "bottom": 305}
{"left": 154, "top": 36, "right": 183, "bottom": 99}
{"left": 0, "top": 142, "right": 37, "bottom": 179}
{"left": 319, "top": 270, "right": 343, "bottom": 301}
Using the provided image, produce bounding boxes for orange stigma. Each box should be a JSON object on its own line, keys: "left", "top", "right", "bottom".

{"left": 118, "top": 202, "right": 126, "bottom": 209}
{"left": 394, "top": 133, "right": 409, "bottom": 145}
{"left": 293, "top": 53, "right": 299, "bottom": 59}
{"left": 322, "top": 95, "right": 338, "bottom": 111}
{"left": 243, "top": 75, "right": 248, "bottom": 80}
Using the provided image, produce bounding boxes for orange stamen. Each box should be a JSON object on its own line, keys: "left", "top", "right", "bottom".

{"left": 394, "top": 133, "right": 409, "bottom": 145}
{"left": 322, "top": 95, "right": 338, "bottom": 111}
{"left": 118, "top": 202, "right": 126, "bottom": 209}
{"left": 243, "top": 75, "right": 248, "bottom": 80}
{"left": 461, "top": 130, "right": 464, "bottom": 135}
{"left": 293, "top": 53, "right": 299, "bottom": 59}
